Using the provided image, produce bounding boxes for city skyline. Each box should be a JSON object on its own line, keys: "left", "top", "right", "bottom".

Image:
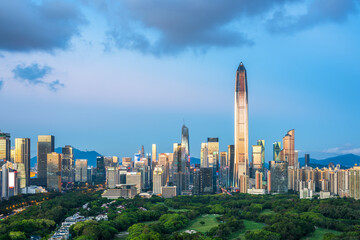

{"left": 1, "top": 1, "right": 360, "bottom": 161}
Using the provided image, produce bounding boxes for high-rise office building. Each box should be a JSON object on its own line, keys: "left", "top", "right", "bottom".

{"left": 280, "top": 129, "right": 295, "bottom": 167}
{"left": 208, "top": 138, "right": 219, "bottom": 192}
{"left": 10, "top": 149, "right": 15, "bottom": 162}
{"left": 140, "top": 145, "right": 145, "bottom": 158}
{"left": 257, "top": 140, "right": 265, "bottom": 170}
{"left": 270, "top": 160, "right": 288, "bottom": 193}
{"left": 47, "top": 152, "right": 61, "bottom": 191}
{"left": 305, "top": 154, "right": 310, "bottom": 167}
{"left": 273, "top": 142, "right": 281, "bottom": 161}
{"left": 106, "top": 167, "right": 119, "bottom": 189}
{"left": 96, "top": 156, "right": 106, "bottom": 184}
{"left": 122, "top": 157, "right": 132, "bottom": 169}
{"left": 0, "top": 131, "right": 11, "bottom": 162}
{"left": 153, "top": 166, "right": 164, "bottom": 195}
{"left": 234, "top": 62, "right": 249, "bottom": 193}
{"left": 251, "top": 145, "right": 262, "bottom": 178}
{"left": 228, "top": 145, "right": 234, "bottom": 187}
{"left": 200, "top": 143, "right": 208, "bottom": 168}
{"left": 152, "top": 144, "right": 157, "bottom": 162}
{"left": 126, "top": 172, "right": 142, "bottom": 194}
{"left": 15, "top": 138, "right": 30, "bottom": 187}
{"left": 193, "top": 168, "right": 201, "bottom": 195}
{"left": 158, "top": 153, "right": 170, "bottom": 184}
{"left": 181, "top": 125, "right": 190, "bottom": 157}
{"left": 207, "top": 138, "right": 219, "bottom": 168}
{"left": 75, "top": 159, "right": 88, "bottom": 183}
{"left": 200, "top": 167, "right": 213, "bottom": 194}
{"left": 173, "top": 143, "right": 187, "bottom": 195}
{"left": 220, "top": 152, "right": 228, "bottom": 186}
{"left": 349, "top": 165, "right": 360, "bottom": 200}
{"left": 61, "top": 145, "right": 74, "bottom": 184}
{"left": 255, "top": 170, "right": 263, "bottom": 189}
{"left": 37, "top": 135, "right": 54, "bottom": 186}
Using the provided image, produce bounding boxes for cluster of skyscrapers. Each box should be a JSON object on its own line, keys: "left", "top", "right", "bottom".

{"left": 1, "top": 62, "right": 360, "bottom": 200}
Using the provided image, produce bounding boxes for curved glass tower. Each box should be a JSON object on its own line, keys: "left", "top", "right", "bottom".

{"left": 234, "top": 62, "right": 249, "bottom": 192}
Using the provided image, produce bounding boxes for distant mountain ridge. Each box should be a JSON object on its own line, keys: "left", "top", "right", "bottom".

{"left": 30, "top": 147, "right": 102, "bottom": 167}
{"left": 299, "top": 154, "right": 360, "bottom": 168}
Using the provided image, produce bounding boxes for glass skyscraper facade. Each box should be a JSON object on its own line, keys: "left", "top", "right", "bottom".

{"left": 234, "top": 62, "right": 249, "bottom": 193}
{"left": 37, "top": 135, "right": 54, "bottom": 186}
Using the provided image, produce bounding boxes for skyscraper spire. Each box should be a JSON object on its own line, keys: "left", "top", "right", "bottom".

{"left": 234, "top": 62, "right": 249, "bottom": 193}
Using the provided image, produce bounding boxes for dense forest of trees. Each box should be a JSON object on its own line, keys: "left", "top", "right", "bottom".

{"left": 1, "top": 191, "right": 360, "bottom": 239}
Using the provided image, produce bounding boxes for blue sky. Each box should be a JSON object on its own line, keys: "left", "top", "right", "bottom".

{"left": 0, "top": 0, "right": 360, "bottom": 161}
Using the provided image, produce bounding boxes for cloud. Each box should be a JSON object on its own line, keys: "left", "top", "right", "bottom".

{"left": 267, "top": 0, "right": 360, "bottom": 34}
{"left": 323, "top": 147, "right": 340, "bottom": 154}
{"left": 48, "top": 80, "right": 65, "bottom": 92}
{"left": 13, "top": 63, "right": 52, "bottom": 84}
{"left": 12, "top": 63, "right": 64, "bottom": 91}
{"left": 88, "top": 0, "right": 299, "bottom": 55}
{"left": 0, "top": 0, "right": 86, "bottom": 52}
{"left": 323, "top": 146, "right": 360, "bottom": 155}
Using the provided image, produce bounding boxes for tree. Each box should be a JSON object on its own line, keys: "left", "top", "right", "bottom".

{"left": 9, "top": 232, "right": 26, "bottom": 240}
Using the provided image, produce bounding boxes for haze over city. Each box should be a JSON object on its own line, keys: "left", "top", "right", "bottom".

{"left": 1, "top": 0, "right": 360, "bottom": 161}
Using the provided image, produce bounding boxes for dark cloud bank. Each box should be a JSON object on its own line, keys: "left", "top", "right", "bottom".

{"left": 89, "top": 0, "right": 359, "bottom": 55}
{"left": 0, "top": 0, "right": 358, "bottom": 56}
{"left": 0, "top": 0, "right": 86, "bottom": 52}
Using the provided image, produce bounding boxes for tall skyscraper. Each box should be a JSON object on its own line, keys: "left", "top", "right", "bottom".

{"left": 251, "top": 145, "right": 262, "bottom": 177}
{"left": 37, "top": 135, "right": 54, "bottom": 186}
{"left": 0, "top": 131, "right": 11, "bottom": 162}
{"left": 140, "top": 145, "right": 145, "bottom": 158}
{"left": 153, "top": 166, "right": 164, "bottom": 195}
{"left": 96, "top": 156, "right": 106, "bottom": 184}
{"left": 75, "top": 159, "right": 88, "bottom": 183}
{"left": 207, "top": 138, "right": 219, "bottom": 192}
{"left": 234, "top": 62, "right": 249, "bottom": 193}
{"left": 181, "top": 125, "right": 190, "bottom": 157}
{"left": 61, "top": 145, "right": 74, "bottom": 184}
{"left": 152, "top": 144, "right": 157, "bottom": 162}
{"left": 47, "top": 152, "right": 61, "bottom": 191}
{"left": 280, "top": 129, "right": 295, "bottom": 166}
{"left": 173, "top": 143, "right": 189, "bottom": 195}
{"left": 200, "top": 143, "right": 208, "bottom": 168}
{"left": 270, "top": 160, "right": 288, "bottom": 194}
{"left": 15, "top": 138, "right": 31, "bottom": 188}
{"left": 220, "top": 152, "right": 228, "bottom": 186}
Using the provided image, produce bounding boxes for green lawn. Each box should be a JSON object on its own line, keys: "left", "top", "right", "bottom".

{"left": 182, "top": 214, "right": 221, "bottom": 233}
{"left": 229, "top": 220, "right": 265, "bottom": 240}
{"left": 260, "top": 209, "right": 275, "bottom": 216}
{"left": 156, "top": 202, "right": 188, "bottom": 212}
{"left": 302, "top": 227, "right": 341, "bottom": 240}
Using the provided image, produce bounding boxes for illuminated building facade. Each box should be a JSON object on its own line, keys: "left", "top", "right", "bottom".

{"left": 280, "top": 129, "right": 295, "bottom": 166}
{"left": 152, "top": 144, "right": 157, "bottom": 162}
{"left": 234, "top": 62, "right": 249, "bottom": 193}
{"left": 15, "top": 138, "right": 30, "bottom": 187}
{"left": 0, "top": 131, "right": 11, "bottom": 162}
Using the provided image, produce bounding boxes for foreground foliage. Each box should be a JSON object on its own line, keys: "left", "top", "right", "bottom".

{"left": 2, "top": 190, "right": 360, "bottom": 240}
